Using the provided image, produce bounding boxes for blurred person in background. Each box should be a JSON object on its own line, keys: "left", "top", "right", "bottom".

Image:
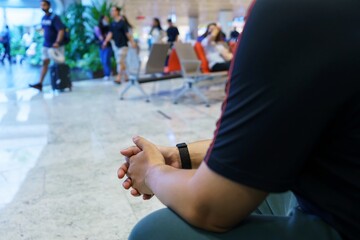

{"left": 20, "top": 27, "right": 33, "bottom": 64}
{"left": 149, "top": 18, "right": 165, "bottom": 46}
{"left": 0, "top": 25, "right": 12, "bottom": 65}
{"left": 103, "top": 6, "right": 136, "bottom": 84}
{"left": 29, "top": 0, "right": 65, "bottom": 91}
{"left": 200, "top": 23, "right": 233, "bottom": 72}
{"left": 166, "top": 18, "right": 179, "bottom": 47}
{"left": 230, "top": 27, "right": 240, "bottom": 41}
{"left": 94, "top": 16, "right": 113, "bottom": 80}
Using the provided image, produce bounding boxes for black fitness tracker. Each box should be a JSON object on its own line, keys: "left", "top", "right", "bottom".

{"left": 176, "top": 143, "right": 192, "bottom": 169}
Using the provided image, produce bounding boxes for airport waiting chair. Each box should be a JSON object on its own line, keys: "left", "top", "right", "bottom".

{"left": 120, "top": 43, "right": 171, "bottom": 102}
{"left": 173, "top": 42, "right": 228, "bottom": 107}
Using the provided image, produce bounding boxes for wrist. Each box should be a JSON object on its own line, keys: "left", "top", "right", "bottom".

{"left": 169, "top": 147, "right": 181, "bottom": 168}
{"left": 145, "top": 163, "right": 163, "bottom": 193}
{"left": 176, "top": 143, "right": 192, "bottom": 169}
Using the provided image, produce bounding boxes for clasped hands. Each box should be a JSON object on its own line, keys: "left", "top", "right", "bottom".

{"left": 117, "top": 136, "right": 180, "bottom": 200}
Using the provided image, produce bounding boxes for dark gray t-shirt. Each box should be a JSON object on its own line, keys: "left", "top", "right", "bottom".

{"left": 205, "top": 0, "right": 360, "bottom": 239}
{"left": 110, "top": 19, "right": 129, "bottom": 48}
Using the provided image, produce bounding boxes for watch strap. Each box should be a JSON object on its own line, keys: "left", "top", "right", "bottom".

{"left": 176, "top": 143, "right": 192, "bottom": 169}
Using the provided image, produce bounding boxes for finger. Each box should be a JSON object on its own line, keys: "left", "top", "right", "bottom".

{"left": 120, "top": 146, "right": 141, "bottom": 157}
{"left": 132, "top": 136, "right": 154, "bottom": 151}
{"left": 122, "top": 177, "right": 132, "bottom": 190}
{"left": 143, "top": 194, "right": 154, "bottom": 200}
{"left": 130, "top": 188, "right": 141, "bottom": 197}
{"left": 117, "top": 162, "right": 129, "bottom": 179}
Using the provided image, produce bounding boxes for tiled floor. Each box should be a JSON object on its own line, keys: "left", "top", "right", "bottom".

{"left": 0, "top": 75, "right": 226, "bottom": 239}
{"left": 0, "top": 62, "right": 42, "bottom": 91}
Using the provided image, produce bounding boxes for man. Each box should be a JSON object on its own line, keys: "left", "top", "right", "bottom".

{"left": 102, "top": 6, "right": 136, "bottom": 84}
{"left": 166, "top": 18, "right": 179, "bottom": 46}
{"left": 230, "top": 27, "right": 240, "bottom": 41}
{"left": 29, "top": 0, "right": 65, "bottom": 91}
{"left": 118, "top": 0, "right": 359, "bottom": 239}
{"left": 0, "top": 25, "right": 12, "bottom": 65}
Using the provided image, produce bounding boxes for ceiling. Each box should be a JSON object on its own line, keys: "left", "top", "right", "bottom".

{"left": 115, "top": 0, "right": 253, "bottom": 27}
{"left": 0, "top": 0, "right": 253, "bottom": 29}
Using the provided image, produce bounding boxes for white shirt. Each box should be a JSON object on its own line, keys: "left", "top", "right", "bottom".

{"left": 151, "top": 28, "right": 164, "bottom": 44}
{"left": 201, "top": 37, "right": 226, "bottom": 69}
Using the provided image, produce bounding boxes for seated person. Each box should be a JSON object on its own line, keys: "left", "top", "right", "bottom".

{"left": 118, "top": 0, "right": 359, "bottom": 239}
{"left": 200, "top": 23, "right": 233, "bottom": 72}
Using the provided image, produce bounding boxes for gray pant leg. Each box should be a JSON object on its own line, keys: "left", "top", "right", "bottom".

{"left": 129, "top": 193, "right": 342, "bottom": 240}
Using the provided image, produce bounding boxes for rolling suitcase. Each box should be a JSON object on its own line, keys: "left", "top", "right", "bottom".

{"left": 50, "top": 63, "right": 72, "bottom": 91}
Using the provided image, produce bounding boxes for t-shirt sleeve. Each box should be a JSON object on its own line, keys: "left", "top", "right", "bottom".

{"left": 123, "top": 23, "right": 129, "bottom": 34}
{"left": 53, "top": 16, "right": 65, "bottom": 31}
{"left": 94, "top": 26, "right": 102, "bottom": 39}
{"left": 204, "top": 0, "right": 354, "bottom": 192}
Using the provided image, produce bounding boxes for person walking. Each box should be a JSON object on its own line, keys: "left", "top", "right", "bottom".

{"left": 0, "top": 25, "right": 12, "bottom": 65}
{"left": 102, "top": 6, "right": 136, "bottom": 84}
{"left": 94, "top": 16, "right": 112, "bottom": 80}
{"left": 29, "top": 0, "right": 65, "bottom": 91}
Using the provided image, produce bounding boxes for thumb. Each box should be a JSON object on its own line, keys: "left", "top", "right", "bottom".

{"left": 132, "top": 136, "right": 153, "bottom": 151}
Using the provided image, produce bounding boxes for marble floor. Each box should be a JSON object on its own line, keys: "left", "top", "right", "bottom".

{"left": 0, "top": 76, "right": 226, "bottom": 239}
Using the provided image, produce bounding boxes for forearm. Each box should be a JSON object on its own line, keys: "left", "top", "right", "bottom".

{"left": 94, "top": 27, "right": 103, "bottom": 41}
{"left": 126, "top": 33, "right": 136, "bottom": 45}
{"left": 145, "top": 166, "right": 203, "bottom": 227}
{"left": 103, "top": 32, "right": 112, "bottom": 45}
{"left": 145, "top": 163, "right": 261, "bottom": 232}
{"left": 210, "top": 27, "right": 220, "bottom": 41}
{"left": 162, "top": 139, "right": 212, "bottom": 169}
{"left": 187, "top": 139, "right": 212, "bottom": 169}
{"left": 55, "top": 29, "right": 64, "bottom": 44}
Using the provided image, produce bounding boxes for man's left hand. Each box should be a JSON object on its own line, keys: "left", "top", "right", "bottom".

{"left": 130, "top": 41, "right": 137, "bottom": 49}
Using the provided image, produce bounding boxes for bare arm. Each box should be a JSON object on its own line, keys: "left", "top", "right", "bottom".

{"left": 209, "top": 26, "right": 220, "bottom": 41}
{"left": 179, "top": 139, "right": 211, "bottom": 169}
{"left": 126, "top": 137, "right": 268, "bottom": 232}
{"left": 53, "top": 29, "right": 64, "bottom": 48}
{"left": 147, "top": 163, "right": 267, "bottom": 232}
{"left": 94, "top": 26, "right": 104, "bottom": 41}
{"left": 120, "top": 139, "right": 211, "bottom": 198}
{"left": 102, "top": 32, "right": 113, "bottom": 48}
{"left": 126, "top": 32, "right": 137, "bottom": 48}
{"left": 122, "top": 139, "right": 212, "bottom": 170}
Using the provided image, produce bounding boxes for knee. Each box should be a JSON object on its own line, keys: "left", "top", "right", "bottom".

{"left": 129, "top": 208, "right": 191, "bottom": 240}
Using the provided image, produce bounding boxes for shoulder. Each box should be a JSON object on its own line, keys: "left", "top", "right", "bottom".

{"left": 51, "top": 14, "right": 62, "bottom": 22}
{"left": 50, "top": 14, "right": 58, "bottom": 20}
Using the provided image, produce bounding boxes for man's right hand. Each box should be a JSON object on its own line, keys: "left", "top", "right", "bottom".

{"left": 121, "top": 145, "right": 181, "bottom": 168}
{"left": 119, "top": 145, "right": 181, "bottom": 199}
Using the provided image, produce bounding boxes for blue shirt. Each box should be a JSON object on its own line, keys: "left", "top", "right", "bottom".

{"left": 205, "top": 0, "right": 360, "bottom": 239}
{"left": 41, "top": 14, "right": 65, "bottom": 47}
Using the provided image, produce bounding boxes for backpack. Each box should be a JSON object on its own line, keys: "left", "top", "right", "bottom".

{"left": 50, "top": 13, "right": 70, "bottom": 45}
